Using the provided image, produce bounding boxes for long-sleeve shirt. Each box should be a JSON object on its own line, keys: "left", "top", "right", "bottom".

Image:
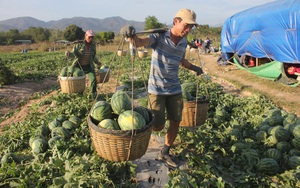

{"left": 72, "top": 41, "right": 99, "bottom": 70}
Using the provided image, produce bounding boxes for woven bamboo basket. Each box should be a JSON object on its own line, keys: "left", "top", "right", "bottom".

{"left": 117, "top": 49, "right": 127, "bottom": 56}
{"left": 96, "top": 71, "right": 110, "bottom": 83}
{"left": 59, "top": 75, "right": 86, "bottom": 94}
{"left": 87, "top": 110, "right": 154, "bottom": 162}
{"left": 180, "top": 99, "right": 209, "bottom": 127}
{"left": 138, "top": 50, "right": 148, "bottom": 58}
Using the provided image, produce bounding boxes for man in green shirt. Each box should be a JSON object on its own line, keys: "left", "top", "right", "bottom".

{"left": 72, "top": 30, "right": 101, "bottom": 95}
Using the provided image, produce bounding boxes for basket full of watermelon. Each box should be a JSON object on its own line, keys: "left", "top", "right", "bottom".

{"left": 180, "top": 82, "right": 210, "bottom": 127}
{"left": 58, "top": 65, "right": 85, "bottom": 94}
{"left": 87, "top": 91, "right": 154, "bottom": 162}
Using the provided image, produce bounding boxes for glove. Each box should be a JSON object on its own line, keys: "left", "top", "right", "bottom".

{"left": 120, "top": 25, "right": 136, "bottom": 38}
{"left": 190, "top": 64, "right": 203, "bottom": 75}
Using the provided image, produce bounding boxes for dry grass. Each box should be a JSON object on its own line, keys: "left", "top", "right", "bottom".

{"left": 0, "top": 42, "right": 70, "bottom": 53}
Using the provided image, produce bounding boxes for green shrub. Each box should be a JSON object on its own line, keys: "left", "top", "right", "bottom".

{"left": 0, "top": 60, "right": 18, "bottom": 86}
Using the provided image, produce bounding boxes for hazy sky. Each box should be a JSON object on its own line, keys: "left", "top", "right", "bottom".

{"left": 0, "top": 0, "right": 276, "bottom": 26}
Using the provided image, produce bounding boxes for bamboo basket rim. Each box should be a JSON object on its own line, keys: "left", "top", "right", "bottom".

{"left": 184, "top": 98, "right": 210, "bottom": 104}
{"left": 59, "top": 75, "right": 86, "bottom": 81}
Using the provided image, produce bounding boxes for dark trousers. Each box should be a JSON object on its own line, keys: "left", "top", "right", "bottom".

{"left": 75, "top": 64, "right": 97, "bottom": 93}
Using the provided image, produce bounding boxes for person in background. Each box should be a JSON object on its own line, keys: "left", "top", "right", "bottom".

{"left": 204, "top": 37, "right": 211, "bottom": 53}
{"left": 195, "top": 39, "right": 202, "bottom": 49}
{"left": 72, "top": 30, "right": 101, "bottom": 96}
{"left": 120, "top": 8, "right": 203, "bottom": 168}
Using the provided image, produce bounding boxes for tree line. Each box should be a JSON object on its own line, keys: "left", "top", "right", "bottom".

{"left": 0, "top": 24, "right": 115, "bottom": 45}
{"left": 0, "top": 16, "right": 222, "bottom": 46}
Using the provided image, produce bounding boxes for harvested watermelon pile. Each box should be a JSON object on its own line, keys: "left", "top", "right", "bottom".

{"left": 59, "top": 65, "right": 84, "bottom": 77}
{"left": 90, "top": 91, "right": 150, "bottom": 130}
{"left": 0, "top": 51, "right": 300, "bottom": 187}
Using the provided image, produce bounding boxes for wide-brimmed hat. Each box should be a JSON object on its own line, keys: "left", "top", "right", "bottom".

{"left": 85, "top": 30, "right": 95, "bottom": 37}
{"left": 175, "top": 8, "right": 198, "bottom": 25}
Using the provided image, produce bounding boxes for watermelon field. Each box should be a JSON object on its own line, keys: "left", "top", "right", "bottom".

{"left": 1, "top": 50, "right": 300, "bottom": 187}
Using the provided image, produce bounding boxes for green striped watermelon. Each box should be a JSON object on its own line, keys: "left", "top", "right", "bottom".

{"left": 256, "top": 158, "right": 279, "bottom": 175}
{"left": 110, "top": 91, "right": 132, "bottom": 115}
{"left": 118, "top": 110, "right": 146, "bottom": 130}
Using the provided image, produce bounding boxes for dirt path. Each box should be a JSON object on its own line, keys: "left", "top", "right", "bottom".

{"left": 195, "top": 52, "right": 300, "bottom": 116}
{"left": 0, "top": 77, "right": 58, "bottom": 128}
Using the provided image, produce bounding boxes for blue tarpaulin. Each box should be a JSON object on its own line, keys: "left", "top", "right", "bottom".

{"left": 221, "top": 0, "right": 300, "bottom": 64}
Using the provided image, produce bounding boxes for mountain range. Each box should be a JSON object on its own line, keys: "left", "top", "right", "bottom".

{"left": 0, "top": 16, "right": 146, "bottom": 33}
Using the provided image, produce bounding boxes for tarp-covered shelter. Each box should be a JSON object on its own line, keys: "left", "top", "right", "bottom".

{"left": 220, "top": 0, "right": 300, "bottom": 85}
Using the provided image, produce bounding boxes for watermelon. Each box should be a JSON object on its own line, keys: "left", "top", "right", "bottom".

{"left": 276, "top": 141, "right": 291, "bottom": 153}
{"left": 274, "top": 128, "right": 291, "bottom": 142}
{"left": 256, "top": 158, "right": 279, "bottom": 175}
{"left": 268, "top": 114, "right": 284, "bottom": 126}
{"left": 62, "top": 120, "right": 77, "bottom": 131}
{"left": 35, "top": 125, "right": 50, "bottom": 137}
{"left": 256, "top": 131, "right": 267, "bottom": 142}
{"left": 283, "top": 113, "right": 297, "bottom": 126}
{"left": 31, "top": 138, "right": 48, "bottom": 154}
{"left": 182, "top": 90, "right": 195, "bottom": 101}
{"left": 29, "top": 135, "right": 45, "bottom": 148}
{"left": 68, "top": 116, "right": 82, "bottom": 127}
{"left": 240, "top": 149, "right": 260, "bottom": 169}
{"left": 73, "top": 69, "right": 84, "bottom": 77}
{"left": 110, "top": 91, "right": 132, "bottom": 115}
{"left": 263, "top": 148, "right": 282, "bottom": 162}
{"left": 91, "top": 101, "right": 113, "bottom": 123}
{"left": 51, "top": 127, "right": 71, "bottom": 139}
{"left": 289, "top": 148, "right": 300, "bottom": 156}
{"left": 56, "top": 115, "right": 68, "bottom": 123}
{"left": 48, "top": 119, "right": 62, "bottom": 131}
{"left": 292, "top": 137, "right": 300, "bottom": 150}
{"left": 133, "top": 106, "right": 150, "bottom": 124}
{"left": 118, "top": 110, "right": 146, "bottom": 130}
{"left": 258, "top": 123, "right": 271, "bottom": 132}
{"left": 60, "top": 67, "right": 68, "bottom": 77}
{"left": 284, "top": 123, "right": 297, "bottom": 134}
{"left": 292, "top": 124, "right": 300, "bottom": 138}
{"left": 181, "top": 83, "right": 197, "bottom": 97}
{"left": 68, "top": 65, "right": 75, "bottom": 76}
{"left": 98, "top": 119, "right": 120, "bottom": 130}
{"left": 231, "top": 142, "right": 249, "bottom": 154}
{"left": 267, "top": 108, "right": 282, "bottom": 117}
{"left": 288, "top": 156, "right": 300, "bottom": 169}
